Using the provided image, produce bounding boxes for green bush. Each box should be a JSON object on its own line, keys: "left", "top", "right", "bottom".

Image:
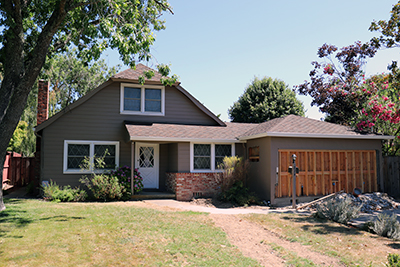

{"left": 219, "top": 180, "right": 259, "bottom": 206}
{"left": 80, "top": 174, "right": 125, "bottom": 201}
{"left": 314, "top": 196, "right": 361, "bottom": 224}
{"left": 42, "top": 180, "right": 87, "bottom": 202}
{"left": 370, "top": 213, "right": 400, "bottom": 240}
{"left": 217, "top": 157, "right": 259, "bottom": 206}
{"left": 387, "top": 254, "right": 400, "bottom": 267}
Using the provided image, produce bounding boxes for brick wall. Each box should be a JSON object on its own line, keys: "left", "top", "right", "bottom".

{"left": 166, "top": 172, "right": 222, "bottom": 201}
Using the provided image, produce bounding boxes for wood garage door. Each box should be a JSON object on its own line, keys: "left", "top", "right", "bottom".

{"left": 276, "top": 150, "right": 377, "bottom": 198}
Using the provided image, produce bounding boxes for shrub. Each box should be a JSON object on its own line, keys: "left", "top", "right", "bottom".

{"left": 387, "top": 254, "right": 400, "bottom": 267}
{"left": 80, "top": 174, "right": 125, "bottom": 201}
{"left": 370, "top": 213, "right": 400, "bottom": 240}
{"left": 314, "top": 196, "right": 361, "bottom": 224}
{"left": 217, "top": 156, "right": 259, "bottom": 206}
{"left": 109, "top": 166, "right": 143, "bottom": 194}
{"left": 42, "top": 180, "right": 87, "bottom": 202}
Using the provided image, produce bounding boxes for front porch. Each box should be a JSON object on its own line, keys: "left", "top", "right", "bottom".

{"left": 131, "top": 190, "right": 176, "bottom": 200}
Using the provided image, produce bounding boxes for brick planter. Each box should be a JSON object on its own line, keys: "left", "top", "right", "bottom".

{"left": 166, "top": 172, "right": 222, "bottom": 201}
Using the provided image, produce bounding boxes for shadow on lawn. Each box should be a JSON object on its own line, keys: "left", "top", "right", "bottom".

{"left": 280, "top": 215, "right": 364, "bottom": 236}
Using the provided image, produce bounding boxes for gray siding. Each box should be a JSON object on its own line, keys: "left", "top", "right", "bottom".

{"left": 159, "top": 144, "right": 168, "bottom": 191}
{"left": 41, "top": 82, "right": 217, "bottom": 186}
{"left": 235, "top": 143, "right": 246, "bottom": 158}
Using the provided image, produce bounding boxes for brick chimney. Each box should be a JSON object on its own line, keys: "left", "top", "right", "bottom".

{"left": 37, "top": 80, "right": 49, "bottom": 125}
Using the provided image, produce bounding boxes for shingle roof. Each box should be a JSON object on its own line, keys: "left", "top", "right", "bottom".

{"left": 125, "top": 122, "right": 256, "bottom": 142}
{"left": 239, "top": 114, "right": 386, "bottom": 140}
{"left": 125, "top": 115, "right": 390, "bottom": 142}
{"left": 112, "top": 63, "right": 164, "bottom": 82}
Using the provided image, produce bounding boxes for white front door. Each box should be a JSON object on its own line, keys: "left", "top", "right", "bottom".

{"left": 135, "top": 143, "right": 159, "bottom": 189}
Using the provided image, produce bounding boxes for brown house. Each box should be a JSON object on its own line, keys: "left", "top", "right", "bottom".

{"left": 35, "top": 64, "right": 393, "bottom": 205}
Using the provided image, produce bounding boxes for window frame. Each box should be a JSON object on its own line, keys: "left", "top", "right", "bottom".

{"left": 190, "top": 143, "right": 235, "bottom": 172}
{"left": 120, "top": 83, "right": 165, "bottom": 116}
{"left": 63, "top": 140, "right": 120, "bottom": 174}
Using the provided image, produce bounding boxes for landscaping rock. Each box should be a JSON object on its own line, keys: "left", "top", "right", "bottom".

{"left": 304, "top": 192, "right": 400, "bottom": 213}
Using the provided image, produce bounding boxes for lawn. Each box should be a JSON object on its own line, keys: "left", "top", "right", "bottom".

{"left": 0, "top": 199, "right": 259, "bottom": 267}
{"left": 242, "top": 212, "right": 400, "bottom": 266}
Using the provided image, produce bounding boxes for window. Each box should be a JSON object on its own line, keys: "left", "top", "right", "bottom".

{"left": 249, "top": 146, "right": 260, "bottom": 162}
{"left": 120, "top": 83, "right": 164, "bottom": 115}
{"left": 191, "top": 143, "right": 234, "bottom": 172}
{"left": 64, "top": 141, "right": 119, "bottom": 174}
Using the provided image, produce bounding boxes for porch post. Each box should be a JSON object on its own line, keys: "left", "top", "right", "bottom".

{"left": 131, "top": 141, "right": 135, "bottom": 195}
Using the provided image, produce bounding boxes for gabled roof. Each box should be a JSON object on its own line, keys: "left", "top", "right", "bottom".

{"left": 35, "top": 64, "right": 224, "bottom": 131}
{"left": 239, "top": 115, "right": 393, "bottom": 140}
{"left": 125, "top": 122, "right": 255, "bottom": 143}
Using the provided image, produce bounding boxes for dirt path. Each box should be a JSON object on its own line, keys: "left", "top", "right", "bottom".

{"left": 210, "top": 214, "right": 343, "bottom": 267}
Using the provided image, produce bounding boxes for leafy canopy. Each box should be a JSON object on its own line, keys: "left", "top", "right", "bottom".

{"left": 229, "top": 77, "right": 305, "bottom": 123}
{"left": 296, "top": 41, "right": 377, "bottom": 125}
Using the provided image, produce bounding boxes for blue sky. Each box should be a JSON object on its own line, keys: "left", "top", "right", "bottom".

{"left": 104, "top": 0, "right": 400, "bottom": 122}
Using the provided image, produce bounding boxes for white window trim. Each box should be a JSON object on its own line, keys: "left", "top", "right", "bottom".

{"left": 190, "top": 143, "right": 235, "bottom": 173}
{"left": 63, "top": 140, "right": 120, "bottom": 174}
{"left": 120, "top": 83, "right": 165, "bottom": 116}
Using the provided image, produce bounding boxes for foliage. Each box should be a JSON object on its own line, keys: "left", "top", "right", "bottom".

{"left": 370, "top": 1, "right": 400, "bottom": 50}
{"left": 314, "top": 196, "right": 361, "bottom": 224}
{"left": 296, "top": 41, "right": 377, "bottom": 125}
{"left": 217, "top": 156, "right": 259, "bottom": 206}
{"left": 42, "top": 180, "right": 87, "bottom": 202}
{"left": 109, "top": 166, "right": 143, "bottom": 195}
{"left": 80, "top": 174, "right": 125, "bottom": 201}
{"left": 387, "top": 254, "right": 400, "bottom": 267}
{"left": 355, "top": 74, "right": 400, "bottom": 155}
{"left": 229, "top": 76, "right": 305, "bottom": 123}
{"left": 370, "top": 213, "right": 400, "bottom": 240}
{"left": 7, "top": 121, "right": 34, "bottom": 156}
{"left": 0, "top": 0, "right": 173, "bottom": 211}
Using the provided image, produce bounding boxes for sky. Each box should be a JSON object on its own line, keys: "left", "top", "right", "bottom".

{"left": 103, "top": 0, "right": 400, "bottom": 122}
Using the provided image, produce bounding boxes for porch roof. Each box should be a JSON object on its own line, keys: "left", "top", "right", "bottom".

{"left": 125, "top": 121, "right": 255, "bottom": 143}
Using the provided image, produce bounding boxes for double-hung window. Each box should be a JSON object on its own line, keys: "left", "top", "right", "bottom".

{"left": 64, "top": 141, "right": 119, "bottom": 174}
{"left": 191, "top": 143, "right": 234, "bottom": 172}
{"left": 120, "top": 83, "right": 165, "bottom": 115}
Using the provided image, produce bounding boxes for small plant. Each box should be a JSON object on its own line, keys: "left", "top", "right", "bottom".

{"left": 41, "top": 180, "right": 87, "bottom": 202}
{"left": 80, "top": 174, "right": 125, "bottom": 201}
{"left": 387, "top": 253, "right": 400, "bottom": 267}
{"left": 314, "top": 196, "right": 361, "bottom": 224}
{"left": 217, "top": 156, "right": 259, "bottom": 206}
{"left": 370, "top": 213, "right": 400, "bottom": 240}
{"left": 110, "top": 166, "right": 143, "bottom": 195}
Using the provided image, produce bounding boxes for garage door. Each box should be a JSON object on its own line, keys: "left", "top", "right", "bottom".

{"left": 276, "top": 150, "right": 377, "bottom": 198}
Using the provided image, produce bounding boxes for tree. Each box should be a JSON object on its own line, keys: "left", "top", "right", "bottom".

{"left": 0, "top": 0, "right": 173, "bottom": 211}
{"left": 355, "top": 74, "right": 400, "bottom": 156}
{"left": 229, "top": 76, "right": 305, "bottom": 123}
{"left": 296, "top": 41, "right": 377, "bottom": 125}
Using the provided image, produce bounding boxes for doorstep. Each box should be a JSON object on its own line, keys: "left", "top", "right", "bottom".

{"left": 131, "top": 191, "right": 176, "bottom": 200}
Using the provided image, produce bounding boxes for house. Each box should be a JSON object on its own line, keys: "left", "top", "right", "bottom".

{"left": 35, "top": 64, "right": 393, "bottom": 205}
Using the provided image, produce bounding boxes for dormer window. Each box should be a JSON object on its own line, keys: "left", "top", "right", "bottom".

{"left": 120, "top": 83, "right": 165, "bottom": 115}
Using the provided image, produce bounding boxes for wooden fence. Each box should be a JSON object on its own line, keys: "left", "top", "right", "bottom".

{"left": 277, "top": 150, "right": 377, "bottom": 198}
{"left": 383, "top": 156, "right": 400, "bottom": 198}
{"left": 3, "top": 152, "right": 35, "bottom": 188}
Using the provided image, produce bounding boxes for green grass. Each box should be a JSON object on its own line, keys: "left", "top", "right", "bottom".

{"left": 0, "top": 199, "right": 260, "bottom": 267}
{"left": 243, "top": 213, "right": 399, "bottom": 267}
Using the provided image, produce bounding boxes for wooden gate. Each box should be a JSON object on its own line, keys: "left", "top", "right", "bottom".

{"left": 276, "top": 150, "right": 377, "bottom": 198}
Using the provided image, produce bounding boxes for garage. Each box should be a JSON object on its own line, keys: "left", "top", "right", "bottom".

{"left": 277, "top": 149, "right": 377, "bottom": 198}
